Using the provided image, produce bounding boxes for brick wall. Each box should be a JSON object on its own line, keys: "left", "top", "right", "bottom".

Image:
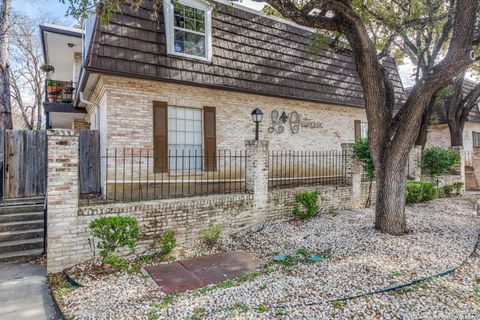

{"left": 86, "top": 75, "right": 367, "bottom": 152}
{"left": 426, "top": 121, "right": 480, "bottom": 155}
{"left": 46, "top": 133, "right": 374, "bottom": 272}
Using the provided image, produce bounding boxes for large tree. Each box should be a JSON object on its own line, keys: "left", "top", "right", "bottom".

{"left": 9, "top": 13, "right": 46, "bottom": 130}
{"left": 263, "top": 0, "right": 477, "bottom": 235}
{"left": 64, "top": 0, "right": 479, "bottom": 235}
{"left": 0, "top": 0, "right": 13, "bottom": 129}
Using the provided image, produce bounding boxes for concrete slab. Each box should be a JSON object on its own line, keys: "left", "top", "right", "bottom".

{"left": 145, "top": 251, "right": 265, "bottom": 294}
{"left": 180, "top": 251, "right": 265, "bottom": 284}
{"left": 144, "top": 262, "right": 203, "bottom": 294}
{"left": 0, "top": 263, "right": 58, "bottom": 320}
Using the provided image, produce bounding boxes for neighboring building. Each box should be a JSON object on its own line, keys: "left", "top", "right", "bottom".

{"left": 40, "top": 24, "right": 88, "bottom": 129}
{"left": 422, "top": 80, "right": 480, "bottom": 156}
{"left": 42, "top": 0, "right": 405, "bottom": 158}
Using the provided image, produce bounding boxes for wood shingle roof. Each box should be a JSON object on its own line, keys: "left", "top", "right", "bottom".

{"left": 85, "top": 0, "right": 406, "bottom": 108}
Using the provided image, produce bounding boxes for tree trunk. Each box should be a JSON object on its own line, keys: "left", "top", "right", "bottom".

{"left": 374, "top": 161, "right": 408, "bottom": 234}
{"left": 0, "top": 0, "right": 12, "bottom": 130}
{"left": 415, "top": 103, "right": 433, "bottom": 147}
{"left": 448, "top": 119, "right": 464, "bottom": 146}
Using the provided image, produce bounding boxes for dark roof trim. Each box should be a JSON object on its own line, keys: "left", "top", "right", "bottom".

{"left": 83, "top": 65, "right": 366, "bottom": 109}
{"left": 39, "top": 24, "right": 83, "bottom": 38}
{"left": 44, "top": 103, "right": 87, "bottom": 113}
{"left": 40, "top": 24, "right": 83, "bottom": 65}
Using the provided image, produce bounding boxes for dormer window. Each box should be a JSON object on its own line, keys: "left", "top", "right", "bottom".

{"left": 164, "top": 0, "right": 212, "bottom": 61}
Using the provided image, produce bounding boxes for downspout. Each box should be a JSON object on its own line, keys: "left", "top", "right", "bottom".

{"left": 79, "top": 92, "right": 99, "bottom": 131}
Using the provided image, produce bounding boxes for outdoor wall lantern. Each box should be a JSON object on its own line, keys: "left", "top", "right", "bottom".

{"left": 251, "top": 108, "right": 263, "bottom": 140}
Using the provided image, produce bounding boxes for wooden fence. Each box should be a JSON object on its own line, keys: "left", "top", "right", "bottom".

{"left": 79, "top": 130, "right": 100, "bottom": 194}
{"left": 1, "top": 130, "right": 48, "bottom": 199}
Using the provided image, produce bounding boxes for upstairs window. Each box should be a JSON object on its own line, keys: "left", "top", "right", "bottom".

{"left": 164, "top": 0, "right": 212, "bottom": 61}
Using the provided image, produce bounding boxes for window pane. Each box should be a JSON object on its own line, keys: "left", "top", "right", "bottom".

{"left": 167, "top": 106, "right": 203, "bottom": 171}
{"left": 174, "top": 30, "right": 206, "bottom": 57}
{"left": 185, "top": 132, "right": 194, "bottom": 144}
{"left": 185, "top": 108, "right": 193, "bottom": 120}
{"left": 195, "top": 10, "right": 205, "bottom": 21}
{"left": 196, "top": 21, "right": 205, "bottom": 33}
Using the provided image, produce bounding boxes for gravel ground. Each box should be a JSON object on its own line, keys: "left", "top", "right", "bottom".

{"left": 61, "top": 196, "right": 480, "bottom": 319}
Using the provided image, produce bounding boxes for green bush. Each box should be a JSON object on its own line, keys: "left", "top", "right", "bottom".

{"left": 104, "top": 252, "right": 129, "bottom": 270}
{"left": 442, "top": 184, "right": 454, "bottom": 197}
{"left": 453, "top": 182, "right": 464, "bottom": 194}
{"left": 201, "top": 225, "right": 222, "bottom": 246}
{"left": 89, "top": 216, "right": 140, "bottom": 259}
{"left": 422, "top": 147, "right": 460, "bottom": 178}
{"left": 156, "top": 229, "right": 176, "bottom": 255}
{"left": 292, "top": 191, "right": 323, "bottom": 219}
{"left": 353, "top": 138, "right": 374, "bottom": 180}
{"left": 406, "top": 181, "right": 437, "bottom": 204}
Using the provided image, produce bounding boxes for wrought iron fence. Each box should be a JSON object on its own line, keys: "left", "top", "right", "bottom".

{"left": 268, "top": 150, "right": 348, "bottom": 189}
{"left": 79, "top": 149, "right": 247, "bottom": 206}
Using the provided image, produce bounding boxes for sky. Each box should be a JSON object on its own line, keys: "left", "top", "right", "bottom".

{"left": 12, "top": 0, "right": 75, "bottom": 24}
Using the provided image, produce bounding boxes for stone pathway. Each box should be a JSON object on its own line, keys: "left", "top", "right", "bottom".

{"left": 144, "top": 251, "right": 265, "bottom": 294}
{"left": 0, "top": 263, "right": 58, "bottom": 320}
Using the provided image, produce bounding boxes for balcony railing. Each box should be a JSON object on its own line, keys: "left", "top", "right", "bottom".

{"left": 45, "top": 80, "right": 76, "bottom": 104}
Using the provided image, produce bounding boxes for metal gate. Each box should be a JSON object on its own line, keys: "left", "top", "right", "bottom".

{"left": 2, "top": 130, "right": 47, "bottom": 199}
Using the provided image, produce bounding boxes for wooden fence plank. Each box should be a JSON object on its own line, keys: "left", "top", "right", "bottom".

{"left": 3, "top": 130, "right": 47, "bottom": 199}
{"left": 79, "top": 130, "right": 100, "bottom": 194}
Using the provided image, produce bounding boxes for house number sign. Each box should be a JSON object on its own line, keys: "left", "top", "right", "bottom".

{"left": 267, "top": 110, "right": 323, "bottom": 135}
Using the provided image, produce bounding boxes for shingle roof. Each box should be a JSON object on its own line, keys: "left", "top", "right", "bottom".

{"left": 85, "top": 0, "right": 406, "bottom": 108}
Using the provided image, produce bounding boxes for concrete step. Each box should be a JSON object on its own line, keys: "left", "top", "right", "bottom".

{"left": 0, "top": 220, "right": 44, "bottom": 233}
{"left": 0, "top": 248, "right": 43, "bottom": 264}
{"left": 0, "top": 228, "right": 44, "bottom": 242}
{"left": 0, "top": 204, "right": 44, "bottom": 215}
{"left": 0, "top": 238, "right": 43, "bottom": 254}
{"left": 0, "top": 212, "right": 43, "bottom": 223}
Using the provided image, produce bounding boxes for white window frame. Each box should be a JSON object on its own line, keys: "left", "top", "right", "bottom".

{"left": 163, "top": 0, "right": 213, "bottom": 61}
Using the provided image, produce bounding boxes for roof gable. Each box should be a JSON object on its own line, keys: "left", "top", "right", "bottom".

{"left": 85, "top": 0, "right": 406, "bottom": 108}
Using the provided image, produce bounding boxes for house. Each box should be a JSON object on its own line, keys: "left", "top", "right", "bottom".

{"left": 416, "top": 80, "right": 480, "bottom": 189}
{"left": 424, "top": 80, "right": 480, "bottom": 159}
{"left": 42, "top": 0, "right": 405, "bottom": 156}
{"left": 40, "top": 24, "right": 88, "bottom": 129}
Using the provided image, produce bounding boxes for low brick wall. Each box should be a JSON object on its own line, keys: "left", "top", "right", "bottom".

{"left": 54, "top": 181, "right": 373, "bottom": 272}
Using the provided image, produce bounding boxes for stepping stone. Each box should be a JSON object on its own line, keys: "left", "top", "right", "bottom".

{"left": 144, "top": 251, "right": 265, "bottom": 294}
{"left": 180, "top": 251, "right": 264, "bottom": 285}
{"left": 145, "top": 262, "right": 203, "bottom": 294}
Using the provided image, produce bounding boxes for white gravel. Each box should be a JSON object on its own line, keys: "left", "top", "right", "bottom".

{"left": 63, "top": 273, "right": 164, "bottom": 320}
{"left": 61, "top": 196, "right": 480, "bottom": 319}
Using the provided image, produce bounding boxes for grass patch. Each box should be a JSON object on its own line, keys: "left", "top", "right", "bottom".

{"left": 331, "top": 300, "right": 344, "bottom": 309}
{"left": 257, "top": 304, "right": 268, "bottom": 313}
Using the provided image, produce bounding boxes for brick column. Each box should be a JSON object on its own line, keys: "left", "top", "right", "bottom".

{"left": 408, "top": 145, "right": 422, "bottom": 181}
{"left": 245, "top": 140, "right": 269, "bottom": 207}
{"left": 341, "top": 143, "right": 362, "bottom": 207}
{"left": 451, "top": 146, "right": 465, "bottom": 192}
{"left": 47, "top": 130, "right": 82, "bottom": 273}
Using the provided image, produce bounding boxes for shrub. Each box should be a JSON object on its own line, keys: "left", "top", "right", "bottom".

{"left": 156, "top": 229, "right": 176, "bottom": 255}
{"left": 422, "top": 147, "right": 460, "bottom": 178}
{"left": 405, "top": 181, "right": 437, "bottom": 204}
{"left": 453, "top": 182, "right": 464, "bottom": 194}
{"left": 89, "top": 216, "right": 140, "bottom": 259}
{"left": 442, "top": 184, "right": 454, "bottom": 197}
{"left": 201, "top": 225, "right": 222, "bottom": 246}
{"left": 104, "top": 252, "right": 129, "bottom": 270}
{"left": 292, "top": 191, "right": 323, "bottom": 219}
{"left": 353, "top": 138, "right": 374, "bottom": 180}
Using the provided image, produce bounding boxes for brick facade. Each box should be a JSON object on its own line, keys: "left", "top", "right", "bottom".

{"left": 86, "top": 75, "right": 367, "bottom": 153}
{"left": 426, "top": 121, "right": 480, "bottom": 154}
